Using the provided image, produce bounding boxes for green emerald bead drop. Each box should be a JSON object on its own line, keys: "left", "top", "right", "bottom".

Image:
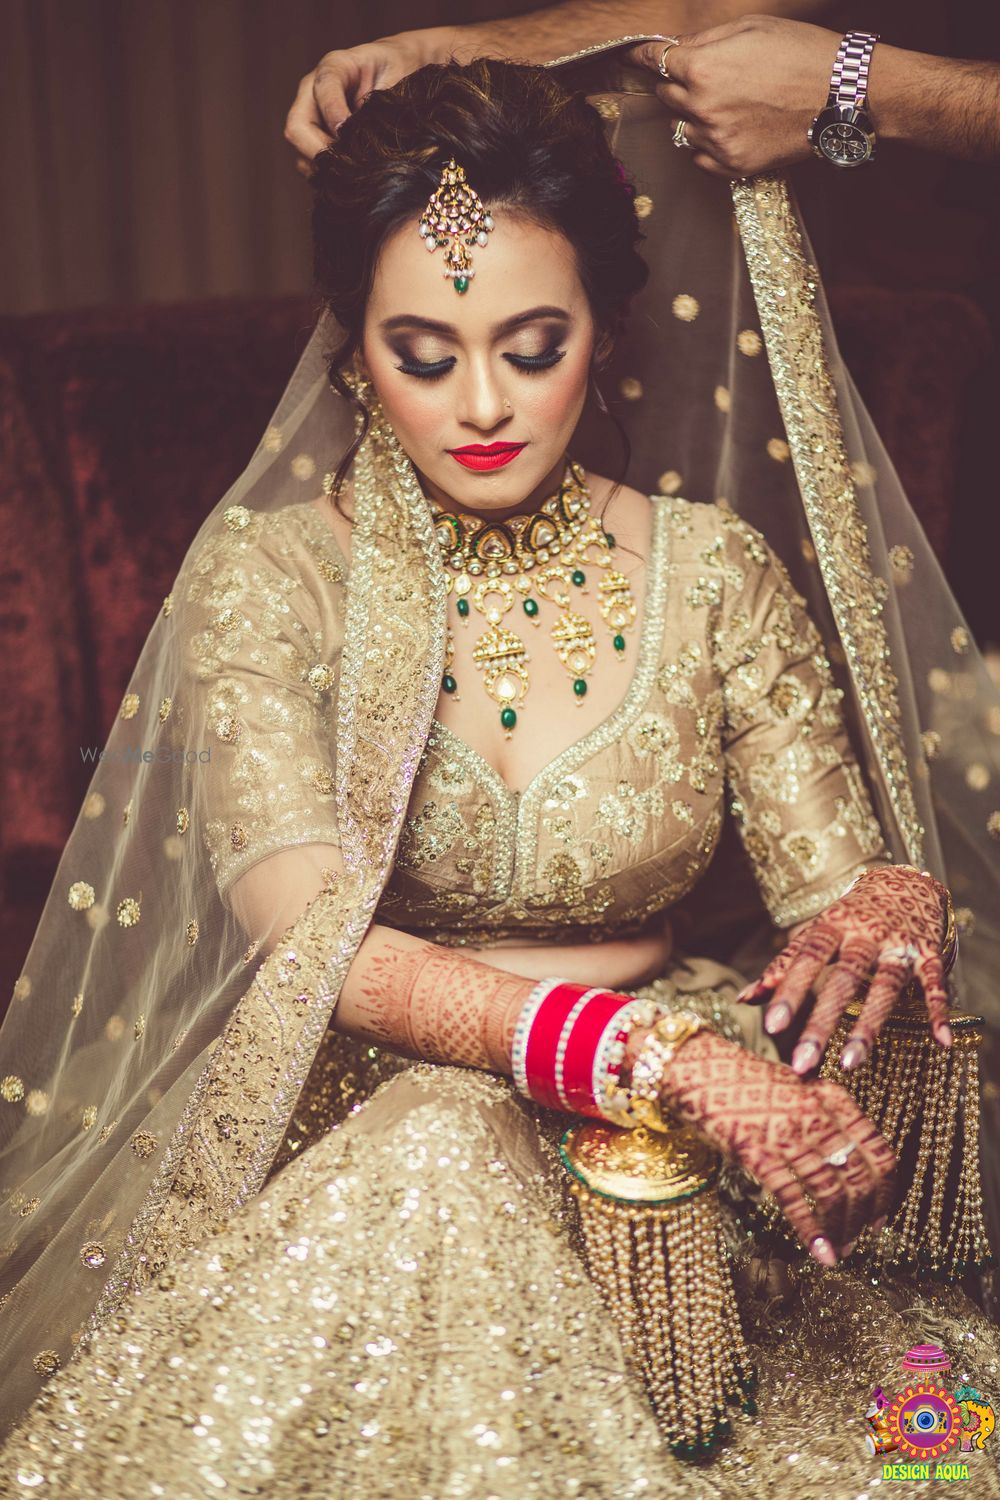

{"left": 571, "top": 569, "right": 586, "bottom": 586}
{"left": 456, "top": 597, "right": 470, "bottom": 617}
{"left": 613, "top": 633, "right": 626, "bottom": 652}
{"left": 442, "top": 674, "right": 457, "bottom": 694}
{"left": 454, "top": 276, "right": 469, "bottom": 294}
{"left": 573, "top": 678, "right": 587, "bottom": 697}
{"left": 500, "top": 707, "right": 517, "bottom": 729}
{"left": 605, "top": 531, "right": 616, "bottom": 547}
{"left": 523, "top": 597, "right": 539, "bottom": 617}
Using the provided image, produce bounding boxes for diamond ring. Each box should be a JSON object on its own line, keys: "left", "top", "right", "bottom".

{"left": 881, "top": 943, "right": 920, "bottom": 969}
{"left": 673, "top": 119, "right": 692, "bottom": 150}
{"left": 826, "top": 1140, "right": 859, "bottom": 1169}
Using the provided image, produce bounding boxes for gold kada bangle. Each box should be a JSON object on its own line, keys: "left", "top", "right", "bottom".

{"left": 605, "top": 1010, "right": 707, "bottom": 1131}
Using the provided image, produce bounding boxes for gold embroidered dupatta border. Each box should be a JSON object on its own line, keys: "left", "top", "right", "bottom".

{"left": 730, "top": 175, "right": 925, "bottom": 867}
{"left": 83, "top": 428, "right": 447, "bottom": 1341}
{"left": 541, "top": 37, "right": 926, "bottom": 867}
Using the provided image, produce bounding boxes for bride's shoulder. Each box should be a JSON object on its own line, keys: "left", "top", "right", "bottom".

{"left": 587, "top": 473, "right": 765, "bottom": 554}
{"left": 182, "top": 495, "right": 349, "bottom": 601}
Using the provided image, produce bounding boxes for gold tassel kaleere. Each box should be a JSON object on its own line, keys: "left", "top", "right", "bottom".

{"left": 749, "top": 988, "right": 992, "bottom": 1282}
{"left": 560, "top": 1119, "right": 756, "bottom": 1455}
{"left": 819, "top": 991, "right": 991, "bottom": 1279}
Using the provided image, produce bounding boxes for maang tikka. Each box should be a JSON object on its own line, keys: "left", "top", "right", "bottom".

{"left": 418, "top": 158, "right": 494, "bottom": 294}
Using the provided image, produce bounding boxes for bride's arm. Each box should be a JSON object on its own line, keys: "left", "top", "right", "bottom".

{"left": 231, "top": 845, "right": 893, "bottom": 1262}
{"left": 230, "top": 844, "right": 669, "bottom": 1068}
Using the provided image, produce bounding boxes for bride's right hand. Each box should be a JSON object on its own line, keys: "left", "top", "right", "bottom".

{"left": 658, "top": 1030, "right": 897, "bottom": 1264}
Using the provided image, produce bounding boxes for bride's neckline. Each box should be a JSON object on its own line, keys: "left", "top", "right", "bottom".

{"left": 302, "top": 487, "right": 670, "bottom": 799}
{"left": 429, "top": 493, "right": 670, "bottom": 802}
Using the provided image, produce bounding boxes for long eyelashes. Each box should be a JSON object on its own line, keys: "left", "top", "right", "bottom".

{"left": 394, "top": 348, "right": 567, "bottom": 382}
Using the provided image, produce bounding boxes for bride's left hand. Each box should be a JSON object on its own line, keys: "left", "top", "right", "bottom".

{"left": 737, "top": 865, "right": 952, "bottom": 1075}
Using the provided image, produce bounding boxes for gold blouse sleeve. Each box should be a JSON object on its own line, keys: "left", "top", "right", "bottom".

{"left": 710, "top": 511, "right": 888, "bottom": 927}
{"left": 180, "top": 504, "right": 347, "bottom": 902}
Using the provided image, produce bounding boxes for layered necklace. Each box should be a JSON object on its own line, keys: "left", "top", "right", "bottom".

{"left": 433, "top": 459, "right": 637, "bottom": 736}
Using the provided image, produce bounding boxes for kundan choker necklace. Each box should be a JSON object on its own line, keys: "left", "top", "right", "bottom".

{"left": 433, "top": 460, "right": 637, "bottom": 736}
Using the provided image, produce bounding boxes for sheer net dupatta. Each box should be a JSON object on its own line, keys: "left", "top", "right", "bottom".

{"left": 0, "top": 311, "right": 445, "bottom": 1437}
{"left": 544, "top": 41, "right": 999, "bottom": 1279}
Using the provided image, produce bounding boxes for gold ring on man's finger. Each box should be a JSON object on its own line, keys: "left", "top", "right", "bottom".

{"left": 657, "top": 37, "right": 681, "bottom": 79}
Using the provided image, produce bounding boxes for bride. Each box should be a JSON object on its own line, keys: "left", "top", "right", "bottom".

{"left": 2, "top": 44, "right": 999, "bottom": 1499}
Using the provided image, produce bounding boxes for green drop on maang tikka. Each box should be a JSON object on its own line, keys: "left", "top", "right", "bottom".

{"left": 418, "top": 158, "right": 494, "bottom": 294}
{"left": 433, "top": 461, "right": 637, "bottom": 737}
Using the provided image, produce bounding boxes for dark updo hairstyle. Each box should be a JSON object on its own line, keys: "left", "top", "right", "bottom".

{"left": 310, "top": 57, "right": 649, "bottom": 498}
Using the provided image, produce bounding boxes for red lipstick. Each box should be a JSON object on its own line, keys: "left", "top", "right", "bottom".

{"left": 447, "top": 442, "right": 526, "bottom": 472}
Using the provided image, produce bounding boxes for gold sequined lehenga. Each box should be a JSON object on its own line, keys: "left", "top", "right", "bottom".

{"left": 3, "top": 36, "right": 1000, "bottom": 1500}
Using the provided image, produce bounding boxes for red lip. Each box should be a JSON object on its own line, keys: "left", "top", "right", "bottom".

{"left": 447, "top": 442, "right": 526, "bottom": 472}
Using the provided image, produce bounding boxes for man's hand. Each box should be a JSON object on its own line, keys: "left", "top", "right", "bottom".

{"left": 627, "top": 15, "right": 848, "bottom": 177}
{"left": 284, "top": 28, "right": 456, "bottom": 174}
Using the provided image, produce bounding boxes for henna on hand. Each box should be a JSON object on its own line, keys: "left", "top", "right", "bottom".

{"left": 739, "top": 866, "right": 951, "bottom": 1074}
{"left": 660, "top": 1031, "right": 897, "bottom": 1262}
{"left": 348, "top": 935, "right": 530, "bottom": 1073}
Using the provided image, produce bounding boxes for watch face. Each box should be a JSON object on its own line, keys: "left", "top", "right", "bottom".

{"left": 818, "top": 121, "right": 872, "bottom": 164}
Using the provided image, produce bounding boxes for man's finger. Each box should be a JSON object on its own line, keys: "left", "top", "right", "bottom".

{"left": 285, "top": 71, "right": 337, "bottom": 159}
{"left": 312, "top": 62, "right": 359, "bottom": 138}
{"left": 625, "top": 37, "right": 694, "bottom": 86}
{"left": 690, "top": 151, "right": 736, "bottom": 178}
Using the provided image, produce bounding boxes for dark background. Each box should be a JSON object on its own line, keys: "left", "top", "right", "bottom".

{"left": 2, "top": 0, "right": 997, "bottom": 640}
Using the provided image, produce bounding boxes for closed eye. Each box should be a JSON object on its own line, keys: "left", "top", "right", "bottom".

{"left": 395, "top": 347, "right": 567, "bottom": 381}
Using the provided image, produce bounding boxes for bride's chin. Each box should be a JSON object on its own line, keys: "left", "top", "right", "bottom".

{"left": 416, "top": 459, "right": 561, "bottom": 516}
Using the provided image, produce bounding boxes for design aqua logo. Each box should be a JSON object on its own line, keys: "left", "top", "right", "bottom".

{"left": 864, "top": 1343, "right": 995, "bottom": 1483}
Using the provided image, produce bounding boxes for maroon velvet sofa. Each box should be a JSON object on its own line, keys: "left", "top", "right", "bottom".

{"left": 0, "top": 289, "right": 992, "bottom": 1002}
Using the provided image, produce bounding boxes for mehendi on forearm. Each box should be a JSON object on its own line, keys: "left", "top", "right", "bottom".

{"left": 341, "top": 927, "right": 531, "bottom": 1073}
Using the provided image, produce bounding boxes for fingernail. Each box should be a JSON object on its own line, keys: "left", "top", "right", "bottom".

{"left": 809, "top": 1235, "right": 837, "bottom": 1267}
{"left": 872, "top": 1216, "right": 888, "bottom": 1234}
{"left": 936, "top": 1022, "right": 953, "bottom": 1048}
{"left": 735, "top": 985, "right": 757, "bottom": 1005}
{"left": 791, "top": 1039, "right": 821, "bottom": 1074}
{"left": 840, "top": 1038, "right": 868, "bottom": 1072}
{"left": 764, "top": 1002, "right": 791, "bottom": 1034}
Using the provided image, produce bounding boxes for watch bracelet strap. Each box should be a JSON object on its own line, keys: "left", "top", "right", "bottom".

{"left": 829, "top": 30, "right": 879, "bottom": 110}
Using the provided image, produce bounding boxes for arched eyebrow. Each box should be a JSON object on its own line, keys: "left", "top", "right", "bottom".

{"left": 378, "top": 304, "right": 571, "bottom": 338}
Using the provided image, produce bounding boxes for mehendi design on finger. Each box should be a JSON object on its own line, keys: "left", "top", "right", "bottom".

{"left": 772, "top": 865, "right": 949, "bottom": 1048}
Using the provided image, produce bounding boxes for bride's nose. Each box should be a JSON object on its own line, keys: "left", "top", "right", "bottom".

{"left": 456, "top": 358, "right": 511, "bottom": 431}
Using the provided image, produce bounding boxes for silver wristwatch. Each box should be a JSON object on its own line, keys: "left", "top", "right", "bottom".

{"left": 808, "top": 31, "right": 879, "bottom": 167}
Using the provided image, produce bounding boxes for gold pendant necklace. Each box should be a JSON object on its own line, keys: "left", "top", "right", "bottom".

{"left": 433, "top": 460, "right": 637, "bottom": 736}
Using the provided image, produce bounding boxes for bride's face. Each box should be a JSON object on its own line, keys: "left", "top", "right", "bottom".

{"left": 361, "top": 212, "right": 597, "bottom": 516}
